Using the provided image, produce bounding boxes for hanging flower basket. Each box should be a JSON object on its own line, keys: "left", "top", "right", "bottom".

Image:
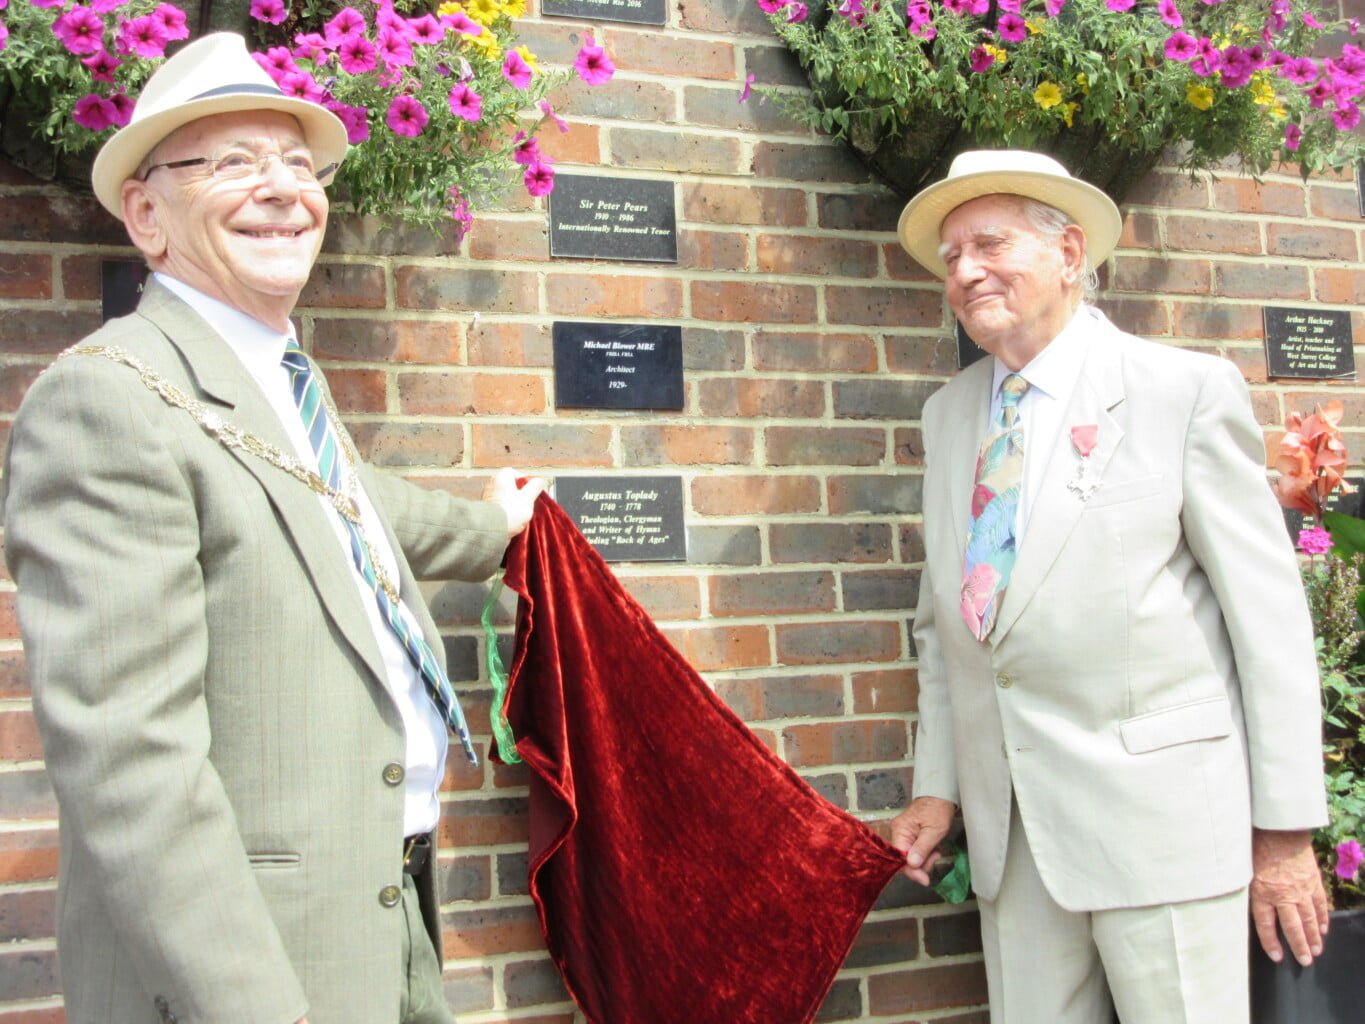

{"left": 756, "top": 0, "right": 1365, "bottom": 204}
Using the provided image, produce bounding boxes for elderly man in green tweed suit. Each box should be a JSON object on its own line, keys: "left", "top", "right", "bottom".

{"left": 1, "top": 33, "right": 544, "bottom": 1024}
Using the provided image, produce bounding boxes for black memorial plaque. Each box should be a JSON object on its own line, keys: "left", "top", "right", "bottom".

{"left": 554, "top": 321, "right": 683, "bottom": 411}
{"left": 556, "top": 475, "right": 686, "bottom": 562}
{"left": 1264, "top": 306, "right": 1356, "bottom": 380}
{"left": 549, "top": 174, "right": 678, "bottom": 263}
{"left": 102, "top": 259, "right": 148, "bottom": 323}
{"left": 542, "top": 0, "right": 666, "bottom": 25}
{"left": 956, "top": 320, "right": 988, "bottom": 369}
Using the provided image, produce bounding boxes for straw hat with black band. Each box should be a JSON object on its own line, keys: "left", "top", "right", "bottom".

{"left": 90, "top": 32, "right": 349, "bottom": 218}
{"left": 897, "top": 149, "right": 1122, "bottom": 280}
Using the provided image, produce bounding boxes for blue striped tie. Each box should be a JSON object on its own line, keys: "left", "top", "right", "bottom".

{"left": 282, "top": 341, "right": 478, "bottom": 765}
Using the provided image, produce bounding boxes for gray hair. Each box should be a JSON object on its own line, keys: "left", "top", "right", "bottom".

{"left": 1019, "top": 198, "right": 1100, "bottom": 301}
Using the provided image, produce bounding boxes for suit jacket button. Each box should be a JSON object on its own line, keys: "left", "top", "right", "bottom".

{"left": 382, "top": 762, "right": 405, "bottom": 786}
{"left": 996, "top": 672, "right": 1013, "bottom": 688}
{"left": 379, "top": 884, "right": 402, "bottom": 907}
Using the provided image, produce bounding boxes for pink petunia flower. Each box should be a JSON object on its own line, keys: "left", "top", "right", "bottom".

{"left": 537, "top": 99, "right": 568, "bottom": 133}
{"left": 1165, "top": 31, "right": 1197, "bottom": 61}
{"left": 0, "top": 22, "right": 9, "bottom": 52}
{"left": 756, "top": 0, "right": 783, "bottom": 11}
{"left": 375, "top": 5, "right": 410, "bottom": 39}
{"left": 968, "top": 45, "right": 995, "bottom": 73}
{"left": 1158, "top": 0, "right": 1181, "bottom": 28}
{"left": 1045, "top": 0, "right": 1066, "bottom": 15}
{"left": 53, "top": 7, "right": 105, "bottom": 55}
{"left": 1296, "top": 526, "right": 1333, "bottom": 555}
{"left": 503, "top": 50, "right": 533, "bottom": 89}
{"left": 249, "top": 0, "right": 287, "bottom": 26}
{"left": 337, "top": 34, "right": 377, "bottom": 74}
{"left": 326, "top": 100, "right": 370, "bottom": 144}
{"left": 1280, "top": 57, "right": 1317, "bottom": 83}
{"left": 292, "top": 32, "right": 328, "bottom": 61}
{"left": 385, "top": 94, "right": 428, "bottom": 137}
{"left": 30, "top": 0, "right": 67, "bottom": 8}
{"left": 1335, "top": 839, "right": 1363, "bottom": 880}
{"left": 511, "top": 130, "right": 541, "bottom": 166}
{"left": 448, "top": 82, "right": 483, "bottom": 122}
{"left": 574, "top": 39, "right": 615, "bottom": 86}
{"left": 440, "top": 11, "right": 480, "bottom": 35}
{"left": 1332, "top": 103, "right": 1361, "bottom": 131}
{"left": 997, "top": 13, "right": 1026, "bottom": 42}
{"left": 837, "top": 0, "right": 864, "bottom": 24}
{"left": 278, "top": 70, "right": 324, "bottom": 103}
{"left": 523, "top": 158, "right": 555, "bottom": 198}
{"left": 376, "top": 28, "right": 413, "bottom": 68}
{"left": 785, "top": 1, "right": 806, "bottom": 23}
{"left": 89, "top": 0, "right": 122, "bottom": 11}
{"left": 116, "top": 15, "right": 169, "bottom": 58}
{"left": 1106, "top": 0, "right": 1134, "bottom": 10}
{"left": 1303, "top": 11, "right": 1322, "bottom": 30}
{"left": 152, "top": 2, "right": 188, "bottom": 40}
{"left": 449, "top": 187, "right": 473, "bottom": 239}
{"left": 1306, "top": 80, "right": 1334, "bottom": 109}
{"left": 72, "top": 93, "right": 119, "bottom": 131}
{"left": 82, "top": 48, "right": 122, "bottom": 82}
{"left": 324, "top": 6, "right": 367, "bottom": 47}
{"left": 108, "top": 90, "right": 133, "bottom": 126}
{"left": 739, "top": 73, "right": 755, "bottom": 103}
{"left": 407, "top": 14, "right": 442, "bottom": 45}
{"left": 1284, "top": 122, "right": 1303, "bottom": 151}
{"left": 256, "top": 45, "right": 296, "bottom": 79}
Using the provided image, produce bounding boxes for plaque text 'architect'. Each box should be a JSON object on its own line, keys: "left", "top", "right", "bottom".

{"left": 554, "top": 321, "right": 684, "bottom": 411}
{"left": 556, "top": 476, "right": 686, "bottom": 562}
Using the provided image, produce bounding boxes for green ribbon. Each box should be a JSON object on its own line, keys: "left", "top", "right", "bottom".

{"left": 932, "top": 841, "right": 972, "bottom": 905}
{"left": 482, "top": 575, "right": 522, "bottom": 765}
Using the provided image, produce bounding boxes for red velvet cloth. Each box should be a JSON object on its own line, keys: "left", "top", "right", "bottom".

{"left": 496, "top": 497, "right": 905, "bottom": 1024}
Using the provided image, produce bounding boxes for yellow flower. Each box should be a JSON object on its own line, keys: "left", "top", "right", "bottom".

{"left": 464, "top": 0, "right": 501, "bottom": 26}
{"left": 464, "top": 27, "right": 502, "bottom": 60}
{"left": 1250, "top": 74, "right": 1276, "bottom": 107}
{"left": 500, "top": 0, "right": 527, "bottom": 16}
{"left": 514, "top": 44, "right": 538, "bottom": 71}
{"left": 1186, "top": 82, "right": 1215, "bottom": 111}
{"left": 437, "top": 1, "right": 462, "bottom": 14}
{"left": 1062, "top": 102, "right": 1079, "bottom": 128}
{"left": 1026, "top": 17, "right": 1044, "bottom": 34}
{"left": 1033, "top": 82, "right": 1063, "bottom": 110}
{"left": 983, "top": 44, "right": 1008, "bottom": 66}
{"left": 1075, "top": 72, "right": 1089, "bottom": 95}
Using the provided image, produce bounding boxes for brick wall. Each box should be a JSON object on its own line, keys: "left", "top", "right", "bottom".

{"left": 1, "top": 1, "right": 1364, "bottom": 1021}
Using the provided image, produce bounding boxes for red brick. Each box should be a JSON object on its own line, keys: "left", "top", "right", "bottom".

{"left": 1267, "top": 222, "right": 1358, "bottom": 261}
{"left": 467, "top": 217, "right": 550, "bottom": 262}
{"left": 619, "top": 574, "right": 703, "bottom": 620}
{"left": 1214, "top": 262, "right": 1311, "bottom": 300}
{"left": 349, "top": 422, "right": 464, "bottom": 468}
{"left": 696, "top": 377, "right": 824, "bottom": 418}
{"left": 776, "top": 620, "right": 901, "bottom": 666}
{"left": 0, "top": 195, "right": 127, "bottom": 246}
{"left": 0, "top": 310, "right": 102, "bottom": 354}
{"left": 312, "top": 318, "right": 462, "bottom": 364}
{"left": 766, "top": 426, "right": 887, "bottom": 467}
{"left": 885, "top": 334, "right": 957, "bottom": 375}
{"left": 895, "top": 427, "right": 926, "bottom": 467}
{"left": 324, "top": 368, "right": 387, "bottom": 414}
{"left": 442, "top": 903, "right": 544, "bottom": 957}
{"left": 1164, "top": 215, "right": 1262, "bottom": 255}
{"left": 884, "top": 241, "right": 940, "bottom": 283}
{"left": 770, "top": 522, "right": 893, "bottom": 563}
{"left": 684, "top": 83, "right": 806, "bottom": 134}
{"left": 1172, "top": 301, "right": 1266, "bottom": 342}
{"left": 0, "top": 710, "right": 43, "bottom": 762}
{"left": 439, "top": 796, "right": 528, "bottom": 847}
{"left": 602, "top": 27, "right": 735, "bottom": 79}
{"left": 677, "top": 228, "right": 750, "bottom": 272}
{"left": 0, "top": 593, "right": 17, "bottom": 642}
{"left": 691, "top": 280, "right": 817, "bottom": 324}
{"left": 466, "top": 321, "right": 552, "bottom": 368}
{"left": 658, "top": 623, "right": 771, "bottom": 671}
{"left": 1111, "top": 255, "right": 1212, "bottom": 295}
{"left": 397, "top": 267, "right": 539, "bottom": 314}
{"left": 398, "top": 372, "right": 546, "bottom": 416}
{"left": 471, "top": 424, "right": 612, "bottom": 467}
{"left": 827, "top": 284, "right": 942, "bottom": 329}
{"left": 682, "top": 183, "right": 807, "bottom": 227}
{"left": 1119, "top": 210, "right": 1161, "bottom": 251}
{"left": 0, "top": 887, "right": 55, "bottom": 943}
{"left": 0, "top": 255, "right": 51, "bottom": 300}
{"left": 1213, "top": 178, "right": 1308, "bottom": 217}
{"left": 713, "top": 673, "right": 844, "bottom": 721}
{"left": 534, "top": 122, "right": 602, "bottom": 166}
{"left": 547, "top": 76, "right": 676, "bottom": 125}
{"left": 297, "top": 262, "right": 386, "bottom": 309}
{"left": 691, "top": 474, "right": 821, "bottom": 515}
{"left": 752, "top": 330, "right": 879, "bottom": 373}
{"left": 0, "top": 828, "right": 57, "bottom": 884}
{"left": 546, "top": 273, "right": 684, "bottom": 318}
{"left": 708, "top": 570, "right": 837, "bottom": 616}
{"left": 0, "top": 364, "right": 45, "bottom": 415}
{"left": 852, "top": 668, "right": 919, "bottom": 715}
{"left": 868, "top": 961, "right": 990, "bottom": 1015}
{"left": 756, "top": 233, "right": 879, "bottom": 277}
{"left": 1307, "top": 181, "right": 1361, "bottom": 221}
{"left": 1317, "top": 267, "right": 1365, "bottom": 305}
{"left": 0, "top": 945, "right": 61, "bottom": 1003}
{"left": 1104, "top": 297, "right": 1172, "bottom": 338}
{"left": 782, "top": 718, "right": 909, "bottom": 767}
{"left": 609, "top": 127, "right": 743, "bottom": 175}
{"left": 1123, "top": 170, "right": 1210, "bottom": 209}
{"left": 0, "top": 1006, "right": 65, "bottom": 1023}
{"left": 620, "top": 424, "right": 754, "bottom": 465}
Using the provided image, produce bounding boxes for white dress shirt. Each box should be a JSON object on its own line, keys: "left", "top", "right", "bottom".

{"left": 157, "top": 274, "right": 447, "bottom": 837}
{"left": 986, "top": 304, "right": 1096, "bottom": 544}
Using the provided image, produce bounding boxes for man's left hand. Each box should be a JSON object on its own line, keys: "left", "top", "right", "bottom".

{"left": 1250, "top": 828, "right": 1329, "bottom": 966}
{"left": 485, "top": 468, "right": 549, "bottom": 539}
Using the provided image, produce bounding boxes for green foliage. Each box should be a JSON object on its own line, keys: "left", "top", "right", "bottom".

{"left": 760, "top": 0, "right": 1365, "bottom": 186}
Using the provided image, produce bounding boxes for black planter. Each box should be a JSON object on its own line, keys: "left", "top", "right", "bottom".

{"left": 1250, "top": 906, "right": 1365, "bottom": 1023}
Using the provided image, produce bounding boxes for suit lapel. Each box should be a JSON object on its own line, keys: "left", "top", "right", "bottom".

{"left": 992, "top": 321, "right": 1126, "bottom": 644}
{"left": 946, "top": 359, "right": 995, "bottom": 561}
{"left": 137, "top": 283, "right": 391, "bottom": 690}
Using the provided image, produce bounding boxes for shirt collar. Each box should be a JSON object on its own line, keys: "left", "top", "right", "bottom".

{"left": 990, "top": 304, "right": 1095, "bottom": 403}
{"left": 154, "top": 272, "right": 295, "bottom": 375}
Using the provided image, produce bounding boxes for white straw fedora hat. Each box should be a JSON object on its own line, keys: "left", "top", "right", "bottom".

{"left": 91, "top": 32, "right": 348, "bottom": 217}
{"left": 896, "top": 149, "right": 1122, "bottom": 279}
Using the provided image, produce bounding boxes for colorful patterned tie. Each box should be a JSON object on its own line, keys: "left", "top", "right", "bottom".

{"left": 961, "top": 373, "right": 1029, "bottom": 642}
{"left": 282, "top": 341, "right": 479, "bottom": 765}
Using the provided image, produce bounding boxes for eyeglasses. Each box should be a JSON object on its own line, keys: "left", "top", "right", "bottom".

{"left": 141, "top": 149, "right": 337, "bottom": 187}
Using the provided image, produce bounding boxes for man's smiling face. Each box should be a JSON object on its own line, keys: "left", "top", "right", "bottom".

{"left": 128, "top": 109, "right": 327, "bottom": 330}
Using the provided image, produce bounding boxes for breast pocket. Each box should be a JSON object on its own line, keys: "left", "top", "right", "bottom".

{"left": 1085, "top": 474, "right": 1165, "bottom": 509}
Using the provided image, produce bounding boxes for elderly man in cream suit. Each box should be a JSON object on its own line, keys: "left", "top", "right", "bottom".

{"left": 888, "top": 151, "right": 1329, "bottom": 1023}
{"left": 1, "top": 34, "right": 545, "bottom": 1024}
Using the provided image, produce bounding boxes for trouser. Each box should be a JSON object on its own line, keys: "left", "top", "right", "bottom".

{"left": 400, "top": 872, "right": 456, "bottom": 1024}
{"left": 977, "top": 801, "right": 1249, "bottom": 1023}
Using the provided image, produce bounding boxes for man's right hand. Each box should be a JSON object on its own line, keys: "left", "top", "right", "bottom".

{"left": 889, "top": 796, "right": 957, "bottom": 886}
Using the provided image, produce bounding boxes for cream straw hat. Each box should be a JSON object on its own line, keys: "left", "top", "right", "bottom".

{"left": 896, "top": 149, "right": 1122, "bottom": 279}
{"left": 91, "top": 32, "right": 348, "bottom": 217}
